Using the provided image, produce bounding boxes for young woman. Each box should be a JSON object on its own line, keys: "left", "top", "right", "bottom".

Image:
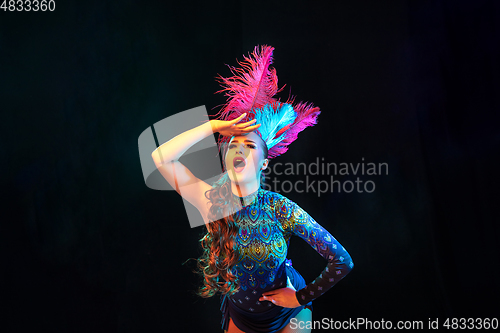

{"left": 151, "top": 45, "right": 354, "bottom": 333}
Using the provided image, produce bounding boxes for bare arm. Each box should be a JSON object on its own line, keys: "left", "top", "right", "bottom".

{"left": 151, "top": 120, "right": 216, "bottom": 221}
{"left": 151, "top": 114, "right": 260, "bottom": 222}
{"left": 152, "top": 120, "right": 216, "bottom": 165}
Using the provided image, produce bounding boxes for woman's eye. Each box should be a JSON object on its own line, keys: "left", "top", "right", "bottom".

{"left": 228, "top": 144, "right": 256, "bottom": 149}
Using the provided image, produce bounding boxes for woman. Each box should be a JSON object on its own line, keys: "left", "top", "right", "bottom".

{"left": 151, "top": 45, "right": 354, "bottom": 333}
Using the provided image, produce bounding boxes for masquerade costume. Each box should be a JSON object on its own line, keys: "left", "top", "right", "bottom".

{"left": 219, "top": 188, "right": 353, "bottom": 332}
{"left": 211, "top": 45, "right": 354, "bottom": 332}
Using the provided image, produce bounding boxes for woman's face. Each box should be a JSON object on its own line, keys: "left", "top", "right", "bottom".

{"left": 224, "top": 131, "right": 268, "bottom": 184}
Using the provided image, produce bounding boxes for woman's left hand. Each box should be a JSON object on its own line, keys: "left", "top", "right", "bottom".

{"left": 258, "top": 277, "right": 301, "bottom": 308}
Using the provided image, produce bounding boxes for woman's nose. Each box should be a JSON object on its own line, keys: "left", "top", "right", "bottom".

{"left": 235, "top": 143, "right": 245, "bottom": 153}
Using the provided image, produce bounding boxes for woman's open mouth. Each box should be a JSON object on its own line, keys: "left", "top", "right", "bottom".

{"left": 233, "top": 156, "right": 246, "bottom": 173}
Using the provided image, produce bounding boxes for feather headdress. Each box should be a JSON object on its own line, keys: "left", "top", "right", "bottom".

{"left": 212, "top": 45, "right": 321, "bottom": 161}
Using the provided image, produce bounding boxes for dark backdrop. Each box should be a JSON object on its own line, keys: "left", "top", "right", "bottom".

{"left": 1, "top": 1, "right": 499, "bottom": 332}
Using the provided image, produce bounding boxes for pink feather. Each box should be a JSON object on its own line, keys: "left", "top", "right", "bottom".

{"left": 212, "top": 45, "right": 321, "bottom": 160}
{"left": 212, "top": 45, "right": 285, "bottom": 122}
{"left": 268, "top": 101, "right": 321, "bottom": 158}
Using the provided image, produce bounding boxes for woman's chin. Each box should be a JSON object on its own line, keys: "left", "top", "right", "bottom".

{"left": 228, "top": 171, "right": 249, "bottom": 183}
{"left": 229, "top": 175, "right": 245, "bottom": 183}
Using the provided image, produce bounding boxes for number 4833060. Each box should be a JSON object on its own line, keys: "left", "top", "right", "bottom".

{"left": 1, "top": 0, "right": 56, "bottom": 11}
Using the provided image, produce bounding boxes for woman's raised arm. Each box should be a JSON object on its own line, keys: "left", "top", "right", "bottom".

{"left": 151, "top": 114, "right": 259, "bottom": 218}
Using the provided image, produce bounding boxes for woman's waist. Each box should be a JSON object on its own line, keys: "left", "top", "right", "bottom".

{"left": 234, "top": 261, "right": 287, "bottom": 285}
{"left": 229, "top": 277, "right": 288, "bottom": 313}
{"left": 236, "top": 273, "right": 287, "bottom": 293}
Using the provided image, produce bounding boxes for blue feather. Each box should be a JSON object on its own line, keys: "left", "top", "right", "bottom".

{"left": 253, "top": 103, "right": 297, "bottom": 149}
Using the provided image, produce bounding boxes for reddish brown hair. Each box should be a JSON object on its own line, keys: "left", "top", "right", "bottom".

{"left": 195, "top": 138, "right": 267, "bottom": 298}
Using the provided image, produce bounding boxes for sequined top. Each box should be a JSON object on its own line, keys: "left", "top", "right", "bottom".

{"left": 227, "top": 187, "right": 354, "bottom": 312}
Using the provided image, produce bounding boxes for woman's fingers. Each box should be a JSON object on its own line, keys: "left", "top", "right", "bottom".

{"left": 232, "top": 123, "right": 261, "bottom": 135}
{"left": 259, "top": 295, "right": 277, "bottom": 302}
{"left": 218, "top": 114, "right": 262, "bottom": 135}
{"left": 258, "top": 287, "right": 300, "bottom": 308}
{"left": 229, "top": 113, "right": 247, "bottom": 123}
{"left": 259, "top": 289, "right": 281, "bottom": 302}
{"left": 259, "top": 290, "right": 279, "bottom": 301}
{"left": 234, "top": 120, "right": 259, "bottom": 131}
{"left": 234, "top": 118, "right": 256, "bottom": 127}
{"left": 240, "top": 123, "right": 261, "bottom": 132}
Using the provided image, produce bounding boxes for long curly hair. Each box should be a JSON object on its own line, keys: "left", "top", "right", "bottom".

{"left": 195, "top": 136, "right": 268, "bottom": 298}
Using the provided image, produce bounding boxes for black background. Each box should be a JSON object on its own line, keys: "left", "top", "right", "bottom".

{"left": 1, "top": 0, "right": 499, "bottom": 332}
